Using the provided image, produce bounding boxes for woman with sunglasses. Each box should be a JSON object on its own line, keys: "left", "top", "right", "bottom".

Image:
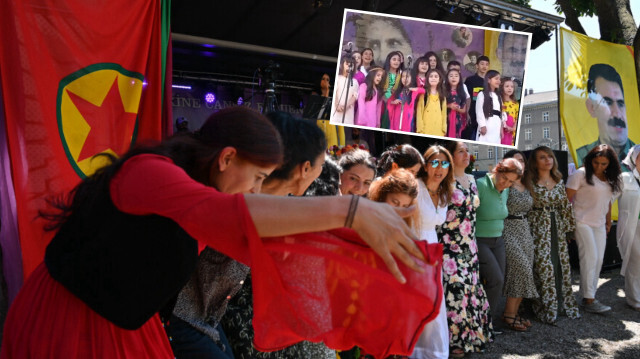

{"left": 436, "top": 141, "right": 493, "bottom": 358}
{"left": 475, "top": 157, "right": 523, "bottom": 330}
{"left": 411, "top": 145, "right": 454, "bottom": 359}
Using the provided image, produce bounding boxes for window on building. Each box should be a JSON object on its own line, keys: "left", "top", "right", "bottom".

{"left": 562, "top": 141, "right": 568, "bottom": 151}
{"left": 525, "top": 144, "right": 532, "bottom": 150}
{"left": 561, "top": 126, "right": 565, "bottom": 138}
{"left": 543, "top": 127, "right": 550, "bottom": 139}
{"left": 488, "top": 147, "right": 493, "bottom": 159}
{"left": 525, "top": 129, "right": 532, "bottom": 140}
{"left": 525, "top": 114, "right": 531, "bottom": 124}
{"left": 543, "top": 111, "right": 549, "bottom": 122}
{"left": 502, "top": 148, "right": 509, "bottom": 157}
{"left": 473, "top": 150, "right": 478, "bottom": 159}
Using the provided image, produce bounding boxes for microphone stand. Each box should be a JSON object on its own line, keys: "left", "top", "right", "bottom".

{"left": 341, "top": 64, "right": 354, "bottom": 124}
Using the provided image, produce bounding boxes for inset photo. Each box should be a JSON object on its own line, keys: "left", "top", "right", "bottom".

{"left": 331, "top": 9, "right": 532, "bottom": 149}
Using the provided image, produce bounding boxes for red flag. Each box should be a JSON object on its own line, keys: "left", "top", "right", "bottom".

{"left": 0, "top": 0, "right": 171, "bottom": 282}
{"left": 251, "top": 228, "right": 443, "bottom": 358}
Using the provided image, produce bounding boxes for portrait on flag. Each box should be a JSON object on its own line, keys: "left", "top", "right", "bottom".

{"left": 559, "top": 28, "right": 640, "bottom": 168}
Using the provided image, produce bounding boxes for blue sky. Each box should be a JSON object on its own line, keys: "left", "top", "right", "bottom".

{"left": 526, "top": 0, "right": 640, "bottom": 92}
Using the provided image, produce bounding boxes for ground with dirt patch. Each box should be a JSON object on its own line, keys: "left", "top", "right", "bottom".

{"left": 467, "top": 270, "right": 640, "bottom": 359}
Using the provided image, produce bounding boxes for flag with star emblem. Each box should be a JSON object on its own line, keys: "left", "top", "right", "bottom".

{"left": 0, "top": 0, "right": 172, "bottom": 293}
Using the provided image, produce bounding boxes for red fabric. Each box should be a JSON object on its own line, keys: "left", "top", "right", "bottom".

{"left": 251, "top": 228, "right": 443, "bottom": 358}
{"left": 0, "top": 264, "right": 174, "bottom": 359}
{"left": 0, "top": 0, "right": 168, "bottom": 279}
{"left": 110, "top": 154, "right": 256, "bottom": 265}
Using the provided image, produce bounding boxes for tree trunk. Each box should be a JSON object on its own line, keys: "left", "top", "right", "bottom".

{"left": 556, "top": 0, "right": 586, "bottom": 35}
{"left": 594, "top": 0, "right": 636, "bottom": 45}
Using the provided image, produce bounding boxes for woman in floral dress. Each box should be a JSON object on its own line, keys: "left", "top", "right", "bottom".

{"left": 436, "top": 141, "right": 493, "bottom": 358}
{"left": 524, "top": 146, "right": 580, "bottom": 324}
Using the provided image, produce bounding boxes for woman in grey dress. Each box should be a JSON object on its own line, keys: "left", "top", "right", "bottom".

{"left": 501, "top": 150, "right": 538, "bottom": 331}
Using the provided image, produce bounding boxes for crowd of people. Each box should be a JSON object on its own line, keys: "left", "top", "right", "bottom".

{"left": 2, "top": 107, "right": 640, "bottom": 359}
{"left": 330, "top": 48, "right": 520, "bottom": 145}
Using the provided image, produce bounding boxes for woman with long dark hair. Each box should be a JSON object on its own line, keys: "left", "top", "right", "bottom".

{"left": 2, "top": 107, "right": 426, "bottom": 358}
{"left": 566, "top": 144, "right": 621, "bottom": 313}
{"left": 501, "top": 150, "right": 537, "bottom": 331}
{"left": 219, "top": 112, "right": 334, "bottom": 359}
{"left": 524, "top": 146, "right": 580, "bottom": 324}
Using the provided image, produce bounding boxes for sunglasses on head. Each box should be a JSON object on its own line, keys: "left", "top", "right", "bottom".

{"left": 429, "top": 159, "right": 450, "bottom": 169}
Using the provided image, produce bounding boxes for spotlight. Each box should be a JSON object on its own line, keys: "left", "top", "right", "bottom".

{"left": 172, "top": 84, "right": 192, "bottom": 90}
{"left": 204, "top": 92, "right": 216, "bottom": 104}
{"left": 531, "top": 26, "right": 552, "bottom": 49}
{"left": 237, "top": 97, "right": 244, "bottom": 105}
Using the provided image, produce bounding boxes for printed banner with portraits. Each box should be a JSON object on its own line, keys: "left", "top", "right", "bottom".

{"left": 559, "top": 28, "right": 640, "bottom": 168}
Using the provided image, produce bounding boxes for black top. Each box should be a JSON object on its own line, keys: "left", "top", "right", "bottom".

{"left": 464, "top": 74, "right": 485, "bottom": 126}
{"left": 45, "top": 188, "right": 198, "bottom": 330}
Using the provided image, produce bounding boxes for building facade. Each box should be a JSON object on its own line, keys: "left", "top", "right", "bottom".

{"left": 471, "top": 90, "right": 571, "bottom": 171}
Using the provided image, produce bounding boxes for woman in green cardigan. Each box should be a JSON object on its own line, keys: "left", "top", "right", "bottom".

{"left": 476, "top": 158, "right": 523, "bottom": 330}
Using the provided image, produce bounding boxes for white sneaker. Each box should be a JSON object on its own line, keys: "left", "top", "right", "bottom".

{"left": 583, "top": 299, "right": 611, "bottom": 313}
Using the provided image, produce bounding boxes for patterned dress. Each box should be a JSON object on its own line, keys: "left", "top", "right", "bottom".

{"left": 502, "top": 188, "right": 538, "bottom": 298}
{"left": 436, "top": 177, "right": 493, "bottom": 353}
{"left": 501, "top": 101, "right": 519, "bottom": 146}
{"left": 220, "top": 273, "right": 336, "bottom": 359}
{"left": 528, "top": 182, "right": 580, "bottom": 324}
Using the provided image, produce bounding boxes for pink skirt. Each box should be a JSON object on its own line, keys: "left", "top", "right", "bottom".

{"left": 1, "top": 263, "right": 174, "bottom": 359}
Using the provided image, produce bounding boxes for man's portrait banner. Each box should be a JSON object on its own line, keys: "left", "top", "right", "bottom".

{"left": 559, "top": 28, "right": 640, "bottom": 168}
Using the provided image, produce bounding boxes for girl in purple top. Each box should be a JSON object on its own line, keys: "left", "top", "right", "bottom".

{"left": 356, "top": 67, "right": 385, "bottom": 128}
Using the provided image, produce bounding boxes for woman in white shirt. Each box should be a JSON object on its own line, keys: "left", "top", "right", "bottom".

{"left": 411, "top": 145, "right": 454, "bottom": 359}
{"left": 616, "top": 144, "right": 640, "bottom": 311}
{"left": 566, "top": 144, "right": 622, "bottom": 313}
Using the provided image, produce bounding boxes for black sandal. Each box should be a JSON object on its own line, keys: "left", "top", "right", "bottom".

{"left": 502, "top": 315, "right": 528, "bottom": 332}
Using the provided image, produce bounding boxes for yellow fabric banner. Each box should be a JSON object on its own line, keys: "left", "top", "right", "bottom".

{"left": 559, "top": 28, "right": 640, "bottom": 168}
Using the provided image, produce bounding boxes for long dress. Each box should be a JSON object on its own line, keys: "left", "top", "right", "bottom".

{"left": 435, "top": 176, "right": 493, "bottom": 354}
{"left": 415, "top": 94, "right": 447, "bottom": 136}
{"left": 411, "top": 180, "right": 449, "bottom": 359}
{"left": 501, "top": 100, "right": 519, "bottom": 146}
{"left": 502, "top": 187, "right": 538, "bottom": 299}
{"left": 355, "top": 84, "right": 382, "bottom": 128}
{"left": 446, "top": 90, "right": 466, "bottom": 138}
{"left": 387, "top": 87, "right": 424, "bottom": 132}
{"left": 528, "top": 181, "right": 580, "bottom": 324}
{"left": 380, "top": 72, "right": 400, "bottom": 129}
{"left": 475, "top": 92, "right": 502, "bottom": 144}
